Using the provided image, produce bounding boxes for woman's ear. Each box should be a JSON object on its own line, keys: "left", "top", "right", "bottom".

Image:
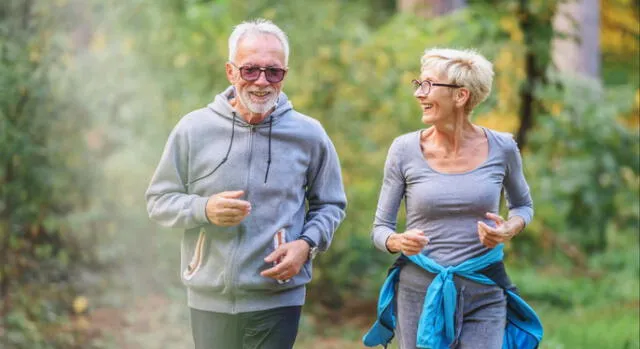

{"left": 456, "top": 88, "right": 471, "bottom": 108}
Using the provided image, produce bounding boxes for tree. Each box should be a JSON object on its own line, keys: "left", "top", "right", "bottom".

{"left": 552, "top": 0, "right": 601, "bottom": 79}
{"left": 514, "top": 0, "right": 558, "bottom": 148}
{"left": 398, "top": 0, "right": 467, "bottom": 17}
{"left": 0, "top": 1, "right": 99, "bottom": 347}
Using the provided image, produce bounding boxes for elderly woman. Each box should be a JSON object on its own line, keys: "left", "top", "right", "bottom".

{"left": 363, "top": 48, "right": 543, "bottom": 349}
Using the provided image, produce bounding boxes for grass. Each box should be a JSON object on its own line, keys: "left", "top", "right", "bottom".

{"left": 537, "top": 302, "right": 639, "bottom": 349}
{"left": 510, "top": 265, "right": 640, "bottom": 349}
{"left": 295, "top": 302, "right": 639, "bottom": 349}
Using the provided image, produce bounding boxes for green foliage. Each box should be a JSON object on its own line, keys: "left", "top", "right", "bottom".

{"left": 0, "top": 1, "right": 102, "bottom": 347}
{"left": 510, "top": 266, "right": 640, "bottom": 349}
{"left": 523, "top": 73, "right": 639, "bottom": 258}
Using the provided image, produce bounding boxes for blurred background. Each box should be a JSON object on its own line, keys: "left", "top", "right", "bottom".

{"left": 0, "top": 0, "right": 638, "bottom": 348}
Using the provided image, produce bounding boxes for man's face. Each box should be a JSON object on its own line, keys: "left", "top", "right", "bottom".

{"left": 226, "top": 34, "right": 286, "bottom": 116}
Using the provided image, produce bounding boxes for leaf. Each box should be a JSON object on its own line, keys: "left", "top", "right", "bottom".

{"left": 72, "top": 296, "right": 89, "bottom": 315}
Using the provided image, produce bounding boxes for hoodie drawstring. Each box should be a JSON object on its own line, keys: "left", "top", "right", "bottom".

{"left": 188, "top": 113, "right": 236, "bottom": 187}
{"left": 264, "top": 115, "right": 273, "bottom": 184}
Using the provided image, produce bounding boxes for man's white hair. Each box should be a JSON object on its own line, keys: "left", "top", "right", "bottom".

{"left": 228, "top": 19, "right": 289, "bottom": 66}
{"left": 421, "top": 48, "right": 494, "bottom": 113}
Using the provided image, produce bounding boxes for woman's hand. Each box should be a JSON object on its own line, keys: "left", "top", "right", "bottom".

{"left": 477, "top": 213, "right": 525, "bottom": 248}
{"left": 385, "top": 229, "right": 429, "bottom": 256}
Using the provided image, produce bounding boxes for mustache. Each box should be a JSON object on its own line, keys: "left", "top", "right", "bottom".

{"left": 246, "top": 88, "right": 276, "bottom": 93}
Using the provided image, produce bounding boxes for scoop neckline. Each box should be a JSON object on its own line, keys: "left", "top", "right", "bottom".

{"left": 416, "top": 127, "right": 493, "bottom": 176}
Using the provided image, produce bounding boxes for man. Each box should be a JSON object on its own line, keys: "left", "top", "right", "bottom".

{"left": 145, "top": 19, "right": 346, "bottom": 349}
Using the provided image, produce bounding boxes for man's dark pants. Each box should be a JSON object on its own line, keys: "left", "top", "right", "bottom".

{"left": 190, "top": 306, "right": 302, "bottom": 349}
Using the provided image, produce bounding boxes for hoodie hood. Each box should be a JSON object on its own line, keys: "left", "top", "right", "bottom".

{"left": 207, "top": 85, "right": 293, "bottom": 127}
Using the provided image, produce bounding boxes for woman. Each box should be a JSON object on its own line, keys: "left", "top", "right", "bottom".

{"left": 363, "top": 48, "right": 542, "bottom": 349}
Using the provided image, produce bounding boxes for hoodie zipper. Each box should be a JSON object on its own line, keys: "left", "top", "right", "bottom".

{"left": 226, "top": 124, "right": 256, "bottom": 314}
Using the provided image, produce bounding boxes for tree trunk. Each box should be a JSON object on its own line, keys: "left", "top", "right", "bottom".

{"left": 515, "top": 0, "right": 557, "bottom": 149}
{"left": 552, "top": 0, "right": 601, "bottom": 79}
{"left": 397, "top": 0, "right": 466, "bottom": 18}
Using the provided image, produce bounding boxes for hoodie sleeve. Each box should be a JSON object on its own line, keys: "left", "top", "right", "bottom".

{"left": 145, "top": 121, "right": 210, "bottom": 229}
{"left": 301, "top": 131, "right": 347, "bottom": 252}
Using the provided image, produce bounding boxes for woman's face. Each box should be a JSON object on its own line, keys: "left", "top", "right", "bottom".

{"left": 414, "top": 68, "right": 460, "bottom": 125}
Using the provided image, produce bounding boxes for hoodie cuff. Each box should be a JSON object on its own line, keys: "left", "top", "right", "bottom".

{"left": 192, "top": 196, "right": 210, "bottom": 225}
{"left": 301, "top": 227, "right": 323, "bottom": 251}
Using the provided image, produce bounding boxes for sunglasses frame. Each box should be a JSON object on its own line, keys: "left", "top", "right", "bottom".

{"left": 229, "top": 62, "right": 288, "bottom": 83}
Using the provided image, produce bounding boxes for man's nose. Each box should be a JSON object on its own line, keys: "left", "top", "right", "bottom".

{"left": 254, "top": 71, "right": 270, "bottom": 86}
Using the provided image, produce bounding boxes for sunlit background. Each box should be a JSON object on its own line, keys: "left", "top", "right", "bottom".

{"left": 1, "top": 0, "right": 638, "bottom": 348}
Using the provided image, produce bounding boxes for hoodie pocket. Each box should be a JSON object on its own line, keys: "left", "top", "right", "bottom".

{"left": 183, "top": 227, "right": 206, "bottom": 281}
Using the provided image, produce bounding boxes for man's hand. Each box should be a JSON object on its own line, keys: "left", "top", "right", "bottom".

{"left": 386, "top": 229, "right": 429, "bottom": 256}
{"left": 261, "top": 240, "right": 310, "bottom": 281}
{"left": 477, "top": 213, "right": 525, "bottom": 248}
{"left": 205, "top": 190, "right": 251, "bottom": 226}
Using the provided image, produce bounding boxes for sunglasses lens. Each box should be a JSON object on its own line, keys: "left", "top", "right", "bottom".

{"left": 240, "top": 67, "right": 261, "bottom": 81}
{"left": 265, "top": 68, "right": 285, "bottom": 83}
{"left": 238, "top": 66, "right": 286, "bottom": 83}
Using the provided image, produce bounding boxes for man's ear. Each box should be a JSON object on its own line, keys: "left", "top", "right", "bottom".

{"left": 225, "top": 62, "right": 235, "bottom": 84}
{"left": 456, "top": 88, "right": 471, "bottom": 108}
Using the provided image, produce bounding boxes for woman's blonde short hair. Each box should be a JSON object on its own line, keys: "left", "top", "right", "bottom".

{"left": 421, "top": 48, "right": 494, "bottom": 113}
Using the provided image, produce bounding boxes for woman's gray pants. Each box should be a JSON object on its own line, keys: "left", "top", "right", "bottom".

{"left": 396, "top": 262, "right": 507, "bottom": 349}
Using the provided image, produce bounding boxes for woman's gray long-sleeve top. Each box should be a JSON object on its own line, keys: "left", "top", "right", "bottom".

{"left": 371, "top": 128, "right": 533, "bottom": 266}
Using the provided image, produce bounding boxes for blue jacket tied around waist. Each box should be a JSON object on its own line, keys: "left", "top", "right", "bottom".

{"left": 362, "top": 245, "right": 543, "bottom": 349}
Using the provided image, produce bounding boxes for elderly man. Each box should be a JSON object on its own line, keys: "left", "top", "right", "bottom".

{"left": 145, "top": 19, "right": 346, "bottom": 349}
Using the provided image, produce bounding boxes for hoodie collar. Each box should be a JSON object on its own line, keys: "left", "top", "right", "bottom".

{"left": 197, "top": 85, "right": 289, "bottom": 185}
{"left": 207, "top": 86, "right": 292, "bottom": 127}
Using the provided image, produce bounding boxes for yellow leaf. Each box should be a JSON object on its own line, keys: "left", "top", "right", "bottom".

{"left": 475, "top": 112, "right": 519, "bottom": 133}
{"left": 499, "top": 17, "right": 516, "bottom": 32}
{"left": 73, "top": 296, "right": 89, "bottom": 314}
{"left": 510, "top": 30, "right": 523, "bottom": 44}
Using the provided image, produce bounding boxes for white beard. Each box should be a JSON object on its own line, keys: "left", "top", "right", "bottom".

{"left": 238, "top": 88, "right": 278, "bottom": 114}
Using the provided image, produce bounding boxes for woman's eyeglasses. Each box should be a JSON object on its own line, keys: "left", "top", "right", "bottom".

{"left": 230, "top": 62, "right": 288, "bottom": 83}
{"left": 411, "top": 79, "right": 462, "bottom": 95}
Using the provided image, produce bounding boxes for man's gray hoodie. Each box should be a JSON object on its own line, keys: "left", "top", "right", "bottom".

{"left": 145, "top": 86, "right": 347, "bottom": 313}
